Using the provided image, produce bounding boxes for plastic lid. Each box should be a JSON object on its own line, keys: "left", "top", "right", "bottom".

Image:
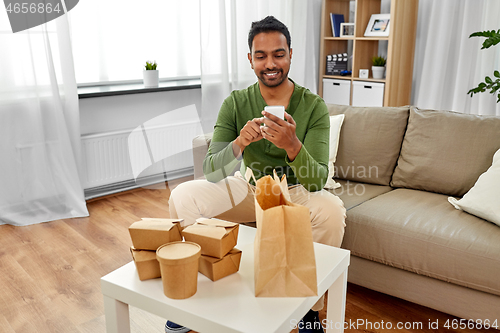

{"left": 156, "top": 241, "right": 201, "bottom": 264}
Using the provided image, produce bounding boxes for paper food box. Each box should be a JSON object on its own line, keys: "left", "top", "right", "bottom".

{"left": 130, "top": 247, "right": 161, "bottom": 281}
{"left": 199, "top": 248, "right": 242, "bottom": 281}
{"left": 182, "top": 218, "right": 239, "bottom": 259}
{"left": 129, "top": 218, "right": 183, "bottom": 251}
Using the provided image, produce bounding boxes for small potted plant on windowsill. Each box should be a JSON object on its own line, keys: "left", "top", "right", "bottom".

{"left": 372, "top": 56, "right": 386, "bottom": 80}
{"left": 143, "top": 61, "right": 159, "bottom": 88}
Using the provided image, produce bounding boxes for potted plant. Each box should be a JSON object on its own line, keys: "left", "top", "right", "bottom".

{"left": 468, "top": 29, "right": 500, "bottom": 103}
{"left": 143, "top": 61, "right": 159, "bottom": 88}
{"left": 371, "top": 56, "right": 386, "bottom": 79}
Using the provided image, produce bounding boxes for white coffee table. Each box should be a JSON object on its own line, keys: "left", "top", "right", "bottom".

{"left": 101, "top": 225, "right": 350, "bottom": 333}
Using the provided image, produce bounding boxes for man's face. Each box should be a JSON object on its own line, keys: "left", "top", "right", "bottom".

{"left": 248, "top": 31, "right": 292, "bottom": 88}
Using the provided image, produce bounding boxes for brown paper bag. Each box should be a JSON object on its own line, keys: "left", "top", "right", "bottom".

{"left": 251, "top": 169, "right": 318, "bottom": 297}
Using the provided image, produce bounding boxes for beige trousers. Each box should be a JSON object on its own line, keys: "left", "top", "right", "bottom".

{"left": 169, "top": 173, "right": 346, "bottom": 310}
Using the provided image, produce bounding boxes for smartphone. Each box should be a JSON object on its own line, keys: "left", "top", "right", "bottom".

{"left": 264, "top": 105, "right": 285, "bottom": 120}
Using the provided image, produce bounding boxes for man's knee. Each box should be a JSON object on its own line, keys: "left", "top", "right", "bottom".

{"left": 169, "top": 180, "right": 204, "bottom": 201}
{"left": 309, "top": 192, "right": 346, "bottom": 221}
{"left": 308, "top": 193, "right": 346, "bottom": 247}
{"left": 314, "top": 202, "right": 346, "bottom": 231}
{"left": 168, "top": 180, "right": 201, "bottom": 212}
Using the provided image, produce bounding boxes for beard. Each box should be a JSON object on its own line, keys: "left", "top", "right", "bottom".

{"left": 258, "top": 68, "right": 289, "bottom": 87}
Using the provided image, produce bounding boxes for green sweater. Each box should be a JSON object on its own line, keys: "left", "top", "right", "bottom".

{"left": 203, "top": 80, "right": 330, "bottom": 192}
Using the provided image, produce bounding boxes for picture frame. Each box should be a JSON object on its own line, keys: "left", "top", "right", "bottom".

{"left": 340, "top": 23, "right": 355, "bottom": 37}
{"left": 364, "top": 14, "right": 390, "bottom": 37}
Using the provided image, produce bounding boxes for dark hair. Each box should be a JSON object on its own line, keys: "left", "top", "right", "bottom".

{"left": 248, "top": 16, "right": 291, "bottom": 52}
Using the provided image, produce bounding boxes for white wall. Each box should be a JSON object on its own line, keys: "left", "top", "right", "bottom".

{"left": 79, "top": 88, "right": 202, "bottom": 194}
{"left": 80, "top": 88, "right": 202, "bottom": 136}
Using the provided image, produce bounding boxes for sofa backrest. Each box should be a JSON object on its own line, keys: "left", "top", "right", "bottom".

{"left": 327, "top": 104, "right": 410, "bottom": 186}
{"left": 391, "top": 106, "right": 500, "bottom": 197}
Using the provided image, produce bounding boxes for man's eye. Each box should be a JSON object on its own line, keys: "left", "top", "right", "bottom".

{"left": 275, "top": 54, "right": 285, "bottom": 58}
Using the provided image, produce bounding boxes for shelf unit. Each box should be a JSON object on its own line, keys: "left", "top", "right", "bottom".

{"left": 318, "top": 0, "right": 419, "bottom": 106}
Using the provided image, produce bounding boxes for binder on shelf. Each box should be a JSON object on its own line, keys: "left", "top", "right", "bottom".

{"left": 330, "top": 13, "right": 344, "bottom": 37}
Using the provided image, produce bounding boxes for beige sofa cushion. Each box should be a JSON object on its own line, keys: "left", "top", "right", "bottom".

{"left": 327, "top": 104, "right": 409, "bottom": 186}
{"left": 330, "top": 179, "right": 393, "bottom": 210}
{"left": 192, "top": 133, "right": 212, "bottom": 179}
{"left": 391, "top": 107, "right": 500, "bottom": 197}
{"left": 342, "top": 188, "right": 500, "bottom": 296}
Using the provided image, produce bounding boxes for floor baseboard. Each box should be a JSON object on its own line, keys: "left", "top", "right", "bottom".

{"left": 84, "top": 167, "right": 194, "bottom": 200}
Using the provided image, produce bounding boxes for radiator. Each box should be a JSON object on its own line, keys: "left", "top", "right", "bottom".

{"left": 81, "top": 119, "right": 201, "bottom": 194}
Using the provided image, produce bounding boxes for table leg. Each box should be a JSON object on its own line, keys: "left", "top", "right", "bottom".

{"left": 103, "top": 295, "right": 131, "bottom": 333}
{"left": 326, "top": 269, "right": 348, "bottom": 333}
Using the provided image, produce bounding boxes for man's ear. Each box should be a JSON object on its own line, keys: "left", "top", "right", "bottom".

{"left": 289, "top": 48, "right": 292, "bottom": 61}
{"left": 248, "top": 52, "right": 253, "bottom": 69}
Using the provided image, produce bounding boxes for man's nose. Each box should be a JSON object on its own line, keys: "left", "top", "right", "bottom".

{"left": 265, "top": 57, "right": 276, "bottom": 69}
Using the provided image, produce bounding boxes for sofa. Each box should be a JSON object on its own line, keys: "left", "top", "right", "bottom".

{"left": 192, "top": 105, "right": 500, "bottom": 322}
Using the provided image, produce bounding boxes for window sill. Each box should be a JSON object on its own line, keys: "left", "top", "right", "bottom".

{"left": 77, "top": 78, "right": 201, "bottom": 99}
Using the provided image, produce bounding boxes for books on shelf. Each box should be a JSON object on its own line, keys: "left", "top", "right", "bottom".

{"left": 330, "top": 13, "right": 344, "bottom": 37}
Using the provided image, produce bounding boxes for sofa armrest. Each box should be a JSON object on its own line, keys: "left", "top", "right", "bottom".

{"left": 192, "top": 133, "right": 213, "bottom": 179}
{"left": 192, "top": 133, "right": 242, "bottom": 179}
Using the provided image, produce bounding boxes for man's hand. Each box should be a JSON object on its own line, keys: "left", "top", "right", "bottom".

{"left": 260, "top": 111, "right": 302, "bottom": 161}
{"left": 233, "top": 118, "right": 263, "bottom": 158}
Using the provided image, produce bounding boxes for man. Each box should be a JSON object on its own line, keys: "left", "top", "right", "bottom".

{"left": 167, "top": 16, "right": 346, "bottom": 333}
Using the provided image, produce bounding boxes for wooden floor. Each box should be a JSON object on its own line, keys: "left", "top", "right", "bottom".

{"left": 0, "top": 176, "right": 496, "bottom": 333}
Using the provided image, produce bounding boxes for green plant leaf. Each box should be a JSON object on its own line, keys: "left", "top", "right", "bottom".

{"left": 469, "top": 30, "right": 495, "bottom": 38}
{"left": 482, "top": 35, "right": 500, "bottom": 49}
{"left": 145, "top": 61, "right": 157, "bottom": 70}
{"left": 468, "top": 29, "right": 500, "bottom": 102}
{"left": 469, "top": 32, "right": 482, "bottom": 38}
{"left": 372, "top": 55, "right": 386, "bottom": 66}
{"left": 469, "top": 29, "right": 500, "bottom": 49}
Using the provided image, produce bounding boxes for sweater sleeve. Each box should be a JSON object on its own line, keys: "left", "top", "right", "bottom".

{"left": 202, "top": 97, "right": 241, "bottom": 182}
{"left": 286, "top": 101, "right": 329, "bottom": 191}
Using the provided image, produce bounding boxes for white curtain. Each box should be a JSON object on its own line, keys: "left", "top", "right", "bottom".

{"left": 199, "top": 0, "right": 322, "bottom": 134}
{"left": 0, "top": 15, "right": 89, "bottom": 225}
{"left": 413, "top": 0, "right": 500, "bottom": 116}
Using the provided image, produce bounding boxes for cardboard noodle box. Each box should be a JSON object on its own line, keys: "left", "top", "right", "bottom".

{"left": 130, "top": 247, "right": 161, "bottom": 281}
{"left": 182, "top": 218, "right": 239, "bottom": 259}
{"left": 199, "top": 248, "right": 242, "bottom": 281}
{"left": 129, "top": 218, "right": 183, "bottom": 251}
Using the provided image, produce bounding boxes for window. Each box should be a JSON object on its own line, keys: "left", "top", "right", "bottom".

{"left": 0, "top": 14, "right": 62, "bottom": 101}
{"left": 69, "top": 0, "right": 200, "bottom": 85}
